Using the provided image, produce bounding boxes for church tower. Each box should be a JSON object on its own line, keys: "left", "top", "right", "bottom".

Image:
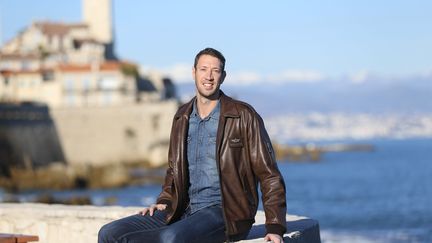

{"left": 82, "top": 0, "right": 116, "bottom": 59}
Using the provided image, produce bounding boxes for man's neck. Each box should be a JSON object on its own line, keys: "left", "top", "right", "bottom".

{"left": 196, "top": 95, "right": 219, "bottom": 119}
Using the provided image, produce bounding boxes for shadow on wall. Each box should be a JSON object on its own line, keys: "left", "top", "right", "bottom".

{"left": 0, "top": 102, "right": 66, "bottom": 177}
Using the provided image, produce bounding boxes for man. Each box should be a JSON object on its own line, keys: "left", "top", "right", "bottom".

{"left": 98, "top": 48, "right": 287, "bottom": 243}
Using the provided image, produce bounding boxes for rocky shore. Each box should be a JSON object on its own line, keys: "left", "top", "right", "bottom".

{"left": 0, "top": 161, "right": 165, "bottom": 205}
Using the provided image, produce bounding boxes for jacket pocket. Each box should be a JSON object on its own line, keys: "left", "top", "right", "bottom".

{"left": 229, "top": 137, "right": 243, "bottom": 148}
{"left": 240, "top": 170, "right": 257, "bottom": 213}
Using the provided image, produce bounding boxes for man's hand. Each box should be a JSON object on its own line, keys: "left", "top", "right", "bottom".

{"left": 138, "top": 204, "right": 167, "bottom": 216}
{"left": 264, "top": 233, "right": 284, "bottom": 243}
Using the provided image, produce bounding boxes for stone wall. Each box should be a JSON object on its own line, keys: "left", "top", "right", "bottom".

{"left": 0, "top": 104, "right": 65, "bottom": 171}
{"left": 0, "top": 100, "right": 178, "bottom": 172}
{"left": 0, "top": 203, "right": 321, "bottom": 243}
{"left": 51, "top": 100, "right": 178, "bottom": 167}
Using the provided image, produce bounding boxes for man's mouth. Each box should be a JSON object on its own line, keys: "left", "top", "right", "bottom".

{"left": 203, "top": 83, "right": 213, "bottom": 89}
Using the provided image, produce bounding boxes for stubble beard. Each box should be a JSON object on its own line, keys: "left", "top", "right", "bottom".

{"left": 195, "top": 79, "right": 221, "bottom": 101}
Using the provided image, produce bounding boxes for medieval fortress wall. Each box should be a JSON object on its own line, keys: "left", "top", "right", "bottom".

{"left": 0, "top": 100, "right": 178, "bottom": 169}
{"left": 51, "top": 100, "right": 178, "bottom": 167}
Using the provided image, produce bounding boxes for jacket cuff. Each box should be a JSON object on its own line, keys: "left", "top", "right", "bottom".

{"left": 266, "top": 224, "right": 286, "bottom": 237}
{"left": 156, "top": 199, "right": 172, "bottom": 210}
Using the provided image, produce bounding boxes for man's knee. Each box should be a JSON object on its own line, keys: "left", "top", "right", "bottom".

{"left": 98, "top": 223, "right": 115, "bottom": 243}
{"left": 159, "top": 228, "right": 188, "bottom": 243}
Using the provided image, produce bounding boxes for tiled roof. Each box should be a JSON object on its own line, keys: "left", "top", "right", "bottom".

{"left": 33, "top": 21, "right": 88, "bottom": 37}
{"left": 57, "top": 61, "right": 133, "bottom": 72}
{"left": 73, "top": 38, "right": 103, "bottom": 45}
{"left": 0, "top": 70, "right": 14, "bottom": 76}
{"left": 0, "top": 52, "right": 39, "bottom": 60}
{"left": 0, "top": 69, "right": 52, "bottom": 76}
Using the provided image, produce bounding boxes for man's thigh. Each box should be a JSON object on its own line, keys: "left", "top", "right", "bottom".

{"left": 98, "top": 210, "right": 168, "bottom": 243}
{"left": 159, "top": 206, "right": 226, "bottom": 243}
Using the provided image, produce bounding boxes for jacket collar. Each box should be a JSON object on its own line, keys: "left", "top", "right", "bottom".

{"left": 174, "top": 91, "right": 240, "bottom": 120}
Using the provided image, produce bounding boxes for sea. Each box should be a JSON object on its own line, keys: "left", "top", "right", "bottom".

{"left": 1, "top": 138, "right": 431, "bottom": 242}
{"left": 281, "top": 138, "right": 432, "bottom": 243}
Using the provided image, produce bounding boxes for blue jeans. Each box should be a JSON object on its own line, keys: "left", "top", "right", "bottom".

{"left": 98, "top": 206, "right": 226, "bottom": 243}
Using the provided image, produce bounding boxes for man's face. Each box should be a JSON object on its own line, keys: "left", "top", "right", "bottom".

{"left": 193, "top": 54, "right": 226, "bottom": 100}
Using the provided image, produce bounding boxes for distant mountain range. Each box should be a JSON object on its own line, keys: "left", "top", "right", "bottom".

{"left": 176, "top": 78, "right": 432, "bottom": 117}
{"left": 175, "top": 79, "right": 432, "bottom": 141}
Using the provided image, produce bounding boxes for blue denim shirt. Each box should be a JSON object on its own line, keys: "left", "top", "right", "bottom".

{"left": 187, "top": 100, "right": 222, "bottom": 213}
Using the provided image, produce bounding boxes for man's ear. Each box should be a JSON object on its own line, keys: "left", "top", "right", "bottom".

{"left": 220, "top": 70, "right": 226, "bottom": 84}
{"left": 192, "top": 67, "right": 196, "bottom": 78}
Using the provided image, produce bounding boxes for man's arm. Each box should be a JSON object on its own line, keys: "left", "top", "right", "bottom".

{"left": 155, "top": 116, "right": 178, "bottom": 210}
{"left": 155, "top": 166, "right": 175, "bottom": 209}
{"left": 248, "top": 113, "right": 287, "bottom": 237}
{"left": 137, "top": 166, "right": 174, "bottom": 216}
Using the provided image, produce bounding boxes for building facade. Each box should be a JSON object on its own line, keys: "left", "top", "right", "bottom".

{"left": 0, "top": 0, "right": 178, "bottom": 168}
{"left": 0, "top": 0, "right": 174, "bottom": 107}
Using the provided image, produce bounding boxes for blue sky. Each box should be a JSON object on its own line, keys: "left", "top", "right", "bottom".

{"left": 0, "top": 0, "right": 431, "bottom": 84}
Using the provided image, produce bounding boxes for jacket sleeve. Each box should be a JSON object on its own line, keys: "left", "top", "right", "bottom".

{"left": 156, "top": 117, "right": 177, "bottom": 210}
{"left": 248, "top": 112, "right": 287, "bottom": 237}
{"left": 156, "top": 166, "right": 175, "bottom": 210}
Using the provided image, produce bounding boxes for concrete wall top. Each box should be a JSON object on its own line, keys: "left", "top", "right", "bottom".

{"left": 0, "top": 203, "right": 321, "bottom": 243}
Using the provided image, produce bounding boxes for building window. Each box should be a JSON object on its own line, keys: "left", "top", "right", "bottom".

{"left": 64, "top": 79, "right": 74, "bottom": 92}
{"left": 42, "top": 71, "right": 54, "bottom": 81}
{"left": 152, "top": 114, "right": 160, "bottom": 131}
{"left": 99, "top": 76, "right": 119, "bottom": 91}
{"left": 20, "top": 80, "right": 27, "bottom": 88}
{"left": 73, "top": 40, "right": 82, "bottom": 50}
{"left": 22, "top": 61, "right": 30, "bottom": 70}
{"left": 83, "top": 79, "right": 90, "bottom": 91}
{"left": 65, "top": 94, "right": 75, "bottom": 106}
{"left": 103, "top": 92, "right": 111, "bottom": 105}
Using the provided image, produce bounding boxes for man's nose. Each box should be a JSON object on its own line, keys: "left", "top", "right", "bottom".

{"left": 206, "top": 70, "right": 214, "bottom": 80}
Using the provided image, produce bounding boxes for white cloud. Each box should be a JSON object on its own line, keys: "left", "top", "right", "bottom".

{"left": 266, "top": 69, "right": 325, "bottom": 83}
{"left": 226, "top": 71, "right": 262, "bottom": 85}
{"left": 162, "top": 63, "right": 192, "bottom": 83}
{"left": 344, "top": 70, "right": 418, "bottom": 84}
{"left": 153, "top": 64, "right": 327, "bottom": 85}
{"left": 226, "top": 69, "right": 326, "bottom": 85}
{"left": 349, "top": 70, "right": 370, "bottom": 84}
{"left": 339, "top": 70, "right": 377, "bottom": 84}
{"left": 144, "top": 63, "right": 432, "bottom": 86}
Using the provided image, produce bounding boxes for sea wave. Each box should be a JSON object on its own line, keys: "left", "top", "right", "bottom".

{"left": 321, "top": 228, "right": 431, "bottom": 243}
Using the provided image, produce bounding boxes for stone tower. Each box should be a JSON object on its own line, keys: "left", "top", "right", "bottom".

{"left": 82, "top": 0, "right": 116, "bottom": 59}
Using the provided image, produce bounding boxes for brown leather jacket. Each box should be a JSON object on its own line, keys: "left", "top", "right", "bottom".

{"left": 157, "top": 92, "right": 287, "bottom": 237}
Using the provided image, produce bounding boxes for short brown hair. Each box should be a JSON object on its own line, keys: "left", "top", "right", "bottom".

{"left": 194, "top": 47, "right": 226, "bottom": 71}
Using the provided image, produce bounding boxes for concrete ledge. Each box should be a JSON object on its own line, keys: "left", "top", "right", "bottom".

{"left": 0, "top": 203, "right": 320, "bottom": 243}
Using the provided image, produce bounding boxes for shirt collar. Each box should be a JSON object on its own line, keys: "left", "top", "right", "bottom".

{"left": 191, "top": 99, "right": 220, "bottom": 120}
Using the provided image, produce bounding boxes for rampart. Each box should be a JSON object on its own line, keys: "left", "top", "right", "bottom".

{"left": 0, "top": 100, "right": 178, "bottom": 173}
{"left": 0, "top": 104, "right": 65, "bottom": 171}
{"left": 0, "top": 203, "right": 321, "bottom": 243}
{"left": 50, "top": 100, "right": 178, "bottom": 167}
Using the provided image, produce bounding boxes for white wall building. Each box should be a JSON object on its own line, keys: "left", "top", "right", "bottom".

{"left": 0, "top": 0, "right": 175, "bottom": 107}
